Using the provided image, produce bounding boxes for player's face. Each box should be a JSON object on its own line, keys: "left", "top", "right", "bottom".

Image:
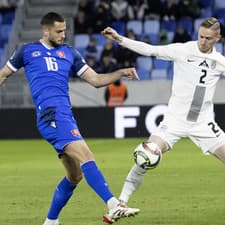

{"left": 197, "top": 27, "right": 220, "bottom": 53}
{"left": 44, "top": 21, "right": 66, "bottom": 47}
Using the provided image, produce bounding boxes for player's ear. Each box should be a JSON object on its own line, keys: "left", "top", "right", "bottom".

{"left": 216, "top": 34, "right": 221, "bottom": 42}
{"left": 42, "top": 26, "right": 49, "bottom": 37}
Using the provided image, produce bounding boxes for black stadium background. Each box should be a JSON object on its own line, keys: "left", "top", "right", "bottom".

{"left": 0, "top": 104, "right": 225, "bottom": 139}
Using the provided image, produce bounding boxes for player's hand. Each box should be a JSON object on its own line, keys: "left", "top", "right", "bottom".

{"left": 101, "top": 27, "right": 123, "bottom": 43}
{"left": 120, "top": 67, "right": 140, "bottom": 81}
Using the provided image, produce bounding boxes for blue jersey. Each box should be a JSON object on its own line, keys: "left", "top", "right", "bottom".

{"left": 7, "top": 41, "right": 88, "bottom": 109}
{"left": 7, "top": 41, "right": 88, "bottom": 152}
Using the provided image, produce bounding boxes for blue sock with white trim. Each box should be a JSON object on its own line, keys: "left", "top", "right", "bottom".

{"left": 81, "top": 160, "right": 114, "bottom": 203}
{"left": 47, "top": 177, "right": 77, "bottom": 220}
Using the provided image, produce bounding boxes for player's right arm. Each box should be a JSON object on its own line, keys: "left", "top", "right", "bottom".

{"left": 102, "top": 27, "right": 158, "bottom": 56}
{"left": 102, "top": 27, "right": 182, "bottom": 61}
{"left": 0, "top": 64, "right": 14, "bottom": 86}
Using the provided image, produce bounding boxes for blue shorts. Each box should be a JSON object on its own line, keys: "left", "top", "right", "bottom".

{"left": 37, "top": 106, "right": 83, "bottom": 154}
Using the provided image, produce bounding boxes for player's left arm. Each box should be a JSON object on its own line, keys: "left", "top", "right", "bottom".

{"left": 80, "top": 66, "right": 139, "bottom": 88}
{"left": 0, "top": 64, "right": 14, "bottom": 86}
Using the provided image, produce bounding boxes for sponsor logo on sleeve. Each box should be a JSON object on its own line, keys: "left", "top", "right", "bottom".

{"left": 71, "top": 129, "right": 80, "bottom": 136}
{"left": 32, "top": 51, "right": 41, "bottom": 57}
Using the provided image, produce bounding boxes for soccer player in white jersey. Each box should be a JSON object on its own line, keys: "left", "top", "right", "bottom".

{"left": 102, "top": 17, "right": 225, "bottom": 205}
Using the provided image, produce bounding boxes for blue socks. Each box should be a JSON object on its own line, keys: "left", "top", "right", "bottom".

{"left": 81, "top": 160, "right": 114, "bottom": 203}
{"left": 47, "top": 161, "right": 114, "bottom": 220}
{"left": 47, "top": 177, "right": 77, "bottom": 220}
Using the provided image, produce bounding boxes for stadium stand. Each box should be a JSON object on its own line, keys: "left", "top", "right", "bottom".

{"left": 137, "top": 68, "right": 150, "bottom": 80}
{"left": 151, "top": 69, "right": 168, "bottom": 79}
{"left": 126, "top": 20, "right": 143, "bottom": 36}
{"left": 160, "top": 20, "right": 177, "bottom": 32}
{"left": 143, "top": 20, "right": 160, "bottom": 35}
{"left": 0, "top": 0, "right": 78, "bottom": 108}
{"left": 111, "top": 21, "right": 126, "bottom": 35}
{"left": 1, "top": 0, "right": 225, "bottom": 108}
{"left": 148, "top": 33, "right": 159, "bottom": 44}
{"left": 74, "top": 33, "right": 90, "bottom": 48}
{"left": 136, "top": 56, "right": 152, "bottom": 71}
{"left": 153, "top": 58, "right": 170, "bottom": 70}
{"left": 73, "top": 0, "right": 225, "bottom": 82}
{"left": 177, "top": 18, "right": 193, "bottom": 35}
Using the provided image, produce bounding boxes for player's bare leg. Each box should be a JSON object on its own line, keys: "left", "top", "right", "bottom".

{"left": 64, "top": 141, "right": 140, "bottom": 224}
{"left": 42, "top": 150, "right": 83, "bottom": 225}
{"left": 211, "top": 144, "right": 225, "bottom": 164}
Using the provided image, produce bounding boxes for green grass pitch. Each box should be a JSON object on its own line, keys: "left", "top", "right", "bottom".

{"left": 0, "top": 138, "right": 225, "bottom": 225}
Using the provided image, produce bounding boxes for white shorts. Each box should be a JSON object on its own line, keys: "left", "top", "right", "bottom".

{"left": 152, "top": 113, "right": 225, "bottom": 154}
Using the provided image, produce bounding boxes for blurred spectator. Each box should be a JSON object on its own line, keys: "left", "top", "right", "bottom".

{"left": 127, "top": 0, "right": 148, "bottom": 21}
{"left": 74, "top": 0, "right": 95, "bottom": 34}
{"left": 161, "top": 0, "right": 178, "bottom": 21}
{"left": 172, "top": 25, "right": 192, "bottom": 43}
{"left": 158, "top": 29, "right": 170, "bottom": 45}
{"left": 111, "top": 0, "right": 128, "bottom": 22}
{"left": 145, "top": 0, "right": 163, "bottom": 20}
{"left": 78, "top": 0, "right": 95, "bottom": 15}
{"left": 0, "top": 0, "right": 23, "bottom": 11}
{"left": 98, "top": 53, "right": 118, "bottom": 73}
{"left": 85, "top": 36, "right": 98, "bottom": 60}
{"left": 85, "top": 56, "right": 101, "bottom": 72}
{"left": 142, "top": 34, "right": 151, "bottom": 44}
{"left": 115, "top": 45, "right": 138, "bottom": 68}
{"left": 115, "top": 29, "right": 138, "bottom": 68}
{"left": 93, "top": 0, "right": 112, "bottom": 33}
{"left": 100, "top": 39, "right": 117, "bottom": 61}
{"left": 176, "top": 0, "right": 201, "bottom": 20}
{"left": 104, "top": 79, "right": 128, "bottom": 107}
{"left": 74, "top": 11, "right": 93, "bottom": 34}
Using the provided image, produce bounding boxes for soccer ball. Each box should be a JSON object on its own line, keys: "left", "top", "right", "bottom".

{"left": 133, "top": 142, "right": 162, "bottom": 170}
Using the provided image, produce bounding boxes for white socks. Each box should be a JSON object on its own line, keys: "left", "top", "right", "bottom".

{"left": 107, "top": 196, "right": 120, "bottom": 209}
{"left": 43, "top": 218, "right": 59, "bottom": 225}
{"left": 119, "top": 164, "right": 146, "bottom": 204}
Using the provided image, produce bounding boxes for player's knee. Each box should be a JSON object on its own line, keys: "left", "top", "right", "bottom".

{"left": 212, "top": 145, "right": 225, "bottom": 164}
{"left": 149, "top": 135, "right": 169, "bottom": 153}
{"left": 68, "top": 173, "right": 83, "bottom": 184}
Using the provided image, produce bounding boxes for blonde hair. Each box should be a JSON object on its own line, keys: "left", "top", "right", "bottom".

{"left": 200, "top": 17, "right": 220, "bottom": 34}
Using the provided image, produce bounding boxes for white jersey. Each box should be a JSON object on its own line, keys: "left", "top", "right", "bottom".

{"left": 156, "top": 41, "right": 225, "bottom": 122}
{"left": 121, "top": 39, "right": 225, "bottom": 122}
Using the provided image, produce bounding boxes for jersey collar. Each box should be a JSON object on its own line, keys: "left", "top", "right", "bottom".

{"left": 39, "top": 39, "right": 54, "bottom": 50}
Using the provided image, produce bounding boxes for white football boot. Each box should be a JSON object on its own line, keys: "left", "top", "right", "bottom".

{"left": 102, "top": 203, "right": 140, "bottom": 224}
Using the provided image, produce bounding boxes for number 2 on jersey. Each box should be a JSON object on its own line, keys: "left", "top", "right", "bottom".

{"left": 44, "top": 57, "right": 58, "bottom": 71}
{"left": 208, "top": 121, "right": 220, "bottom": 137}
{"left": 199, "top": 69, "right": 207, "bottom": 84}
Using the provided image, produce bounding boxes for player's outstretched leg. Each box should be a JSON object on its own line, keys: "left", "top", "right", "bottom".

{"left": 119, "top": 142, "right": 162, "bottom": 204}
{"left": 80, "top": 160, "right": 140, "bottom": 224}
{"left": 119, "top": 164, "right": 146, "bottom": 204}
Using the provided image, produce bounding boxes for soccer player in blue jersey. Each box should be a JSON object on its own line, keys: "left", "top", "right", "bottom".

{"left": 0, "top": 12, "right": 140, "bottom": 225}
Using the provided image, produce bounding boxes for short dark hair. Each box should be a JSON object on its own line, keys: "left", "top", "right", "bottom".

{"left": 40, "top": 12, "right": 65, "bottom": 26}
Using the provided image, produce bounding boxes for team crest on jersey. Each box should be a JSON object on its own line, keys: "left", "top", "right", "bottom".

{"left": 32, "top": 51, "right": 41, "bottom": 57}
{"left": 210, "top": 60, "right": 216, "bottom": 69}
{"left": 71, "top": 129, "right": 80, "bottom": 136}
{"left": 56, "top": 51, "right": 65, "bottom": 58}
{"left": 199, "top": 60, "right": 209, "bottom": 68}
